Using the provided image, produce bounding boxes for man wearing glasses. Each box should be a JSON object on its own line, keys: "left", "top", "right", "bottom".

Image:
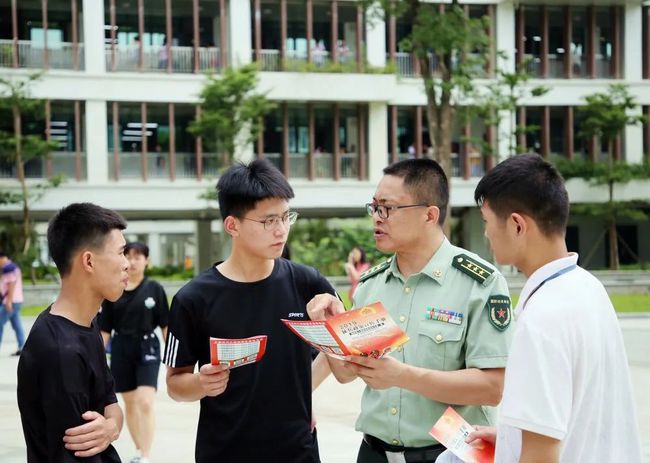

{"left": 308, "top": 158, "right": 514, "bottom": 463}
{"left": 163, "top": 159, "right": 336, "bottom": 462}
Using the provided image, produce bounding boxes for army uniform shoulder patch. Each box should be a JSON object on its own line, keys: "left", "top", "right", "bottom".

{"left": 487, "top": 294, "right": 512, "bottom": 331}
{"left": 359, "top": 258, "right": 392, "bottom": 283}
{"left": 451, "top": 254, "right": 494, "bottom": 285}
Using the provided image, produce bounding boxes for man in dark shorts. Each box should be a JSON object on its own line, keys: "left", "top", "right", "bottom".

{"left": 100, "top": 242, "right": 169, "bottom": 463}
{"left": 17, "top": 202, "right": 129, "bottom": 462}
{"left": 163, "top": 159, "right": 336, "bottom": 463}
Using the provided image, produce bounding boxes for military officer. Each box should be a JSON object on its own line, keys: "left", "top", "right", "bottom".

{"left": 307, "top": 158, "right": 513, "bottom": 463}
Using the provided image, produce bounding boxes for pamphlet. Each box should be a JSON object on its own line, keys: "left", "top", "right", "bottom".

{"left": 209, "top": 335, "right": 268, "bottom": 369}
{"left": 282, "top": 302, "right": 409, "bottom": 359}
{"left": 429, "top": 406, "right": 495, "bottom": 463}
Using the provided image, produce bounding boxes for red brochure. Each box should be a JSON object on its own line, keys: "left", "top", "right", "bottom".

{"left": 209, "top": 335, "right": 268, "bottom": 369}
{"left": 429, "top": 407, "right": 495, "bottom": 463}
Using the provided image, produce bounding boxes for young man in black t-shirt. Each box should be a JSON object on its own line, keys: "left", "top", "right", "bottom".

{"left": 163, "top": 159, "right": 336, "bottom": 463}
{"left": 100, "top": 242, "right": 169, "bottom": 463}
{"left": 17, "top": 203, "right": 130, "bottom": 462}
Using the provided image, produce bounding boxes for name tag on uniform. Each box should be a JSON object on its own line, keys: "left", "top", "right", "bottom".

{"left": 425, "top": 308, "right": 463, "bottom": 325}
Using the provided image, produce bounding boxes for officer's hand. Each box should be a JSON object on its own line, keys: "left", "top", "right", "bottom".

{"left": 63, "top": 411, "right": 118, "bottom": 457}
{"left": 465, "top": 425, "right": 497, "bottom": 446}
{"left": 344, "top": 355, "right": 405, "bottom": 390}
{"left": 307, "top": 293, "right": 345, "bottom": 321}
{"left": 198, "top": 363, "right": 230, "bottom": 397}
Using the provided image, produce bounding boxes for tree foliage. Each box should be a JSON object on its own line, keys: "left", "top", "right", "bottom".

{"left": 189, "top": 64, "right": 276, "bottom": 166}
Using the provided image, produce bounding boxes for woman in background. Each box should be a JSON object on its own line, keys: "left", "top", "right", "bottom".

{"left": 344, "top": 246, "right": 370, "bottom": 301}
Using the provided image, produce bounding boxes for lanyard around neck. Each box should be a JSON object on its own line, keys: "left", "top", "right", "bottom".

{"left": 521, "top": 265, "right": 577, "bottom": 311}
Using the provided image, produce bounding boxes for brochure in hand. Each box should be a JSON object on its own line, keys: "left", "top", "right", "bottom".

{"left": 209, "top": 335, "right": 268, "bottom": 369}
{"left": 429, "top": 406, "right": 495, "bottom": 463}
{"left": 282, "top": 302, "right": 409, "bottom": 359}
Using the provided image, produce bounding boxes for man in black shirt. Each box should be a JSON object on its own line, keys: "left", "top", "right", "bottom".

{"left": 100, "top": 242, "right": 169, "bottom": 463}
{"left": 163, "top": 159, "right": 335, "bottom": 463}
{"left": 17, "top": 202, "right": 129, "bottom": 462}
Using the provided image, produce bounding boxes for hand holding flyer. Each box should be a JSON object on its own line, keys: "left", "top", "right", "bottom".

{"left": 429, "top": 407, "right": 494, "bottom": 463}
{"left": 282, "top": 302, "right": 409, "bottom": 359}
{"left": 209, "top": 335, "right": 267, "bottom": 369}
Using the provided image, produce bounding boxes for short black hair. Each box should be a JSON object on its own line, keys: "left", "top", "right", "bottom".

{"left": 47, "top": 203, "right": 127, "bottom": 277}
{"left": 216, "top": 159, "right": 294, "bottom": 220}
{"left": 125, "top": 241, "right": 149, "bottom": 258}
{"left": 383, "top": 159, "right": 449, "bottom": 225}
{"left": 0, "top": 250, "right": 7, "bottom": 258}
{"left": 474, "top": 154, "right": 569, "bottom": 236}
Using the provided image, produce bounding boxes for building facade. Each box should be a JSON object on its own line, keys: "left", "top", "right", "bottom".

{"left": 1, "top": 0, "right": 649, "bottom": 270}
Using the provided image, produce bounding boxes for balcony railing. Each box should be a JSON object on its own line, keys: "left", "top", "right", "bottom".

{"left": 0, "top": 39, "right": 84, "bottom": 70}
{"left": 0, "top": 151, "right": 86, "bottom": 180}
{"left": 264, "top": 152, "right": 360, "bottom": 179}
{"left": 105, "top": 45, "right": 221, "bottom": 73}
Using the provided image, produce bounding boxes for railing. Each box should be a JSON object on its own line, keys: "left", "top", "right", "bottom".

{"left": 0, "top": 39, "right": 84, "bottom": 70}
{"left": 105, "top": 45, "right": 221, "bottom": 73}
{"left": 394, "top": 52, "right": 416, "bottom": 77}
{"left": 0, "top": 152, "right": 86, "bottom": 180}
{"left": 258, "top": 49, "right": 280, "bottom": 71}
{"left": 263, "top": 152, "right": 360, "bottom": 179}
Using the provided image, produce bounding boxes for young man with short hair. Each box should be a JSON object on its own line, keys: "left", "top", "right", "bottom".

{"left": 465, "top": 154, "right": 642, "bottom": 462}
{"left": 100, "top": 242, "right": 169, "bottom": 463}
{"left": 17, "top": 202, "right": 129, "bottom": 462}
{"left": 163, "top": 159, "right": 336, "bottom": 462}
{"left": 0, "top": 250, "right": 26, "bottom": 355}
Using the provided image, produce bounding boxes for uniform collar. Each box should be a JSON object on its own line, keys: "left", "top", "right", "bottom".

{"left": 515, "top": 253, "right": 579, "bottom": 315}
{"left": 385, "top": 238, "right": 453, "bottom": 285}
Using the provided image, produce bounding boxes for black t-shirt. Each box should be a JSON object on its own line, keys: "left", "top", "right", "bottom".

{"left": 162, "top": 258, "right": 336, "bottom": 463}
{"left": 17, "top": 308, "right": 121, "bottom": 463}
{"left": 99, "top": 278, "right": 169, "bottom": 336}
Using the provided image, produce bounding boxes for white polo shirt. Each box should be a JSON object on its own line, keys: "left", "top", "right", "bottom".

{"left": 495, "top": 254, "right": 642, "bottom": 462}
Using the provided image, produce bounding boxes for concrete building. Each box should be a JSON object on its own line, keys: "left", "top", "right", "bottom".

{"left": 1, "top": 0, "right": 649, "bottom": 271}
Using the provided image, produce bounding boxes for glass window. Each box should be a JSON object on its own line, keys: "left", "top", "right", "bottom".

{"left": 571, "top": 7, "right": 588, "bottom": 78}
{"left": 524, "top": 107, "right": 542, "bottom": 155}
{"left": 286, "top": 1, "right": 307, "bottom": 62}
{"left": 262, "top": 107, "right": 283, "bottom": 172}
{"left": 143, "top": 0, "right": 167, "bottom": 72}
{"left": 396, "top": 107, "right": 415, "bottom": 160}
{"left": 146, "top": 103, "right": 170, "bottom": 178}
{"left": 0, "top": 0, "right": 12, "bottom": 40}
{"left": 337, "top": 2, "right": 357, "bottom": 65}
{"left": 174, "top": 104, "right": 198, "bottom": 179}
{"left": 287, "top": 103, "right": 308, "bottom": 178}
{"left": 549, "top": 107, "right": 565, "bottom": 156}
{"left": 339, "top": 104, "right": 358, "bottom": 178}
{"left": 523, "top": 6, "right": 542, "bottom": 77}
{"left": 314, "top": 104, "right": 333, "bottom": 178}
{"left": 547, "top": 7, "right": 566, "bottom": 78}
{"left": 595, "top": 6, "right": 615, "bottom": 78}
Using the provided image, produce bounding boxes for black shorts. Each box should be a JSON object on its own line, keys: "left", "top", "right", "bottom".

{"left": 110, "top": 333, "right": 161, "bottom": 393}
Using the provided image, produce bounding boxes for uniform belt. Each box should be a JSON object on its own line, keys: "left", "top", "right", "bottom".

{"left": 363, "top": 434, "right": 444, "bottom": 462}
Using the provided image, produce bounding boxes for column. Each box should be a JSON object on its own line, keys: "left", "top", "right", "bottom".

{"left": 367, "top": 102, "right": 388, "bottom": 184}
{"left": 233, "top": 124, "right": 255, "bottom": 164}
{"left": 195, "top": 219, "right": 215, "bottom": 275}
{"left": 85, "top": 100, "right": 109, "bottom": 183}
{"left": 495, "top": 0, "right": 515, "bottom": 73}
{"left": 147, "top": 232, "right": 162, "bottom": 267}
{"left": 82, "top": 0, "right": 106, "bottom": 73}
{"left": 229, "top": 0, "right": 252, "bottom": 67}
{"left": 625, "top": 107, "right": 644, "bottom": 164}
{"left": 461, "top": 208, "right": 491, "bottom": 263}
{"left": 624, "top": 3, "right": 643, "bottom": 80}
{"left": 365, "top": 2, "right": 386, "bottom": 68}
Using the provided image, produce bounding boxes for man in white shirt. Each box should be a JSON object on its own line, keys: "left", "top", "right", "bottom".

{"left": 461, "top": 154, "right": 642, "bottom": 462}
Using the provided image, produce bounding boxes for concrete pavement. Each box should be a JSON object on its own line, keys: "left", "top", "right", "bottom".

{"left": 1, "top": 316, "right": 648, "bottom": 462}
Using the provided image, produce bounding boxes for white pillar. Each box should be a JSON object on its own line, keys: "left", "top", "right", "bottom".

{"left": 495, "top": 0, "right": 515, "bottom": 73}
{"left": 82, "top": 0, "right": 106, "bottom": 74}
{"left": 234, "top": 124, "right": 255, "bottom": 164}
{"left": 367, "top": 102, "right": 388, "bottom": 183}
{"left": 229, "top": 0, "right": 252, "bottom": 67}
{"left": 147, "top": 232, "right": 162, "bottom": 267}
{"left": 365, "top": 3, "right": 386, "bottom": 68}
{"left": 624, "top": 4, "right": 643, "bottom": 80}
{"left": 625, "top": 107, "right": 644, "bottom": 164}
{"left": 85, "top": 100, "right": 109, "bottom": 183}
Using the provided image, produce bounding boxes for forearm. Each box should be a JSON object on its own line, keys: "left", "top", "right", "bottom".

{"left": 103, "top": 403, "right": 123, "bottom": 442}
{"left": 326, "top": 356, "right": 357, "bottom": 384}
{"left": 398, "top": 366, "right": 504, "bottom": 406}
{"left": 161, "top": 327, "right": 168, "bottom": 344}
{"left": 311, "top": 353, "right": 331, "bottom": 391}
{"left": 166, "top": 370, "right": 205, "bottom": 402}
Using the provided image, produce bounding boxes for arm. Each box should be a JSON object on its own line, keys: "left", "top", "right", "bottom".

{"left": 4, "top": 279, "right": 15, "bottom": 311}
{"left": 346, "top": 355, "right": 504, "bottom": 406}
{"left": 519, "top": 430, "right": 561, "bottom": 463}
{"left": 311, "top": 353, "right": 331, "bottom": 391}
{"left": 62, "top": 403, "right": 123, "bottom": 458}
{"left": 166, "top": 363, "right": 230, "bottom": 402}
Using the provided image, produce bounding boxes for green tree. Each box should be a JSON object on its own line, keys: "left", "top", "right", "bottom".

{"left": 189, "top": 64, "right": 276, "bottom": 169}
{"left": 0, "top": 73, "right": 59, "bottom": 256}
{"left": 565, "top": 84, "right": 648, "bottom": 270}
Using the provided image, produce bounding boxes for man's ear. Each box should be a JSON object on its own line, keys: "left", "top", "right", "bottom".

{"left": 80, "top": 250, "right": 94, "bottom": 273}
{"left": 223, "top": 216, "right": 240, "bottom": 238}
{"left": 426, "top": 205, "right": 441, "bottom": 225}
{"left": 511, "top": 213, "right": 527, "bottom": 235}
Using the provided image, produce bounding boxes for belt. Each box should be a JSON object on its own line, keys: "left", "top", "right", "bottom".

{"left": 363, "top": 434, "right": 445, "bottom": 463}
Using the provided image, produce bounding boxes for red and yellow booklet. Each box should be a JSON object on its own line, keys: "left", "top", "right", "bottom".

{"left": 209, "top": 335, "right": 268, "bottom": 369}
{"left": 282, "top": 302, "right": 409, "bottom": 359}
{"left": 429, "top": 406, "right": 495, "bottom": 463}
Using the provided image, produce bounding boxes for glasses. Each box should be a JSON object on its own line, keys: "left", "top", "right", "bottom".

{"left": 241, "top": 211, "right": 299, "bottom": 230}
{"left": 366, "top": 203, "right": 429, "bottom": 220}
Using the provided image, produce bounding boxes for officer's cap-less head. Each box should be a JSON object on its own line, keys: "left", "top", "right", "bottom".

{"left": 383, "top": 159, "right": 449, "bottom": 225}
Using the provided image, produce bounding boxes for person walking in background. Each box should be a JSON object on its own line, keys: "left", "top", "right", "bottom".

{"left": 100, "top": 242, "right": 169, "bottom": 463}
{"left": 344, "top": 246, "right": 370, "bottom": 301}
{"left": 17, "top": 202, "right": 127, "bottom": 462}
{"left": 0, "top": 250, "right": 26, "bottom": 356}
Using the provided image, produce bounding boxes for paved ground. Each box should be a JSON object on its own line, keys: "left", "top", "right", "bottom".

{"left": 1, "top": 316, "right": 648, "bottom": 462}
